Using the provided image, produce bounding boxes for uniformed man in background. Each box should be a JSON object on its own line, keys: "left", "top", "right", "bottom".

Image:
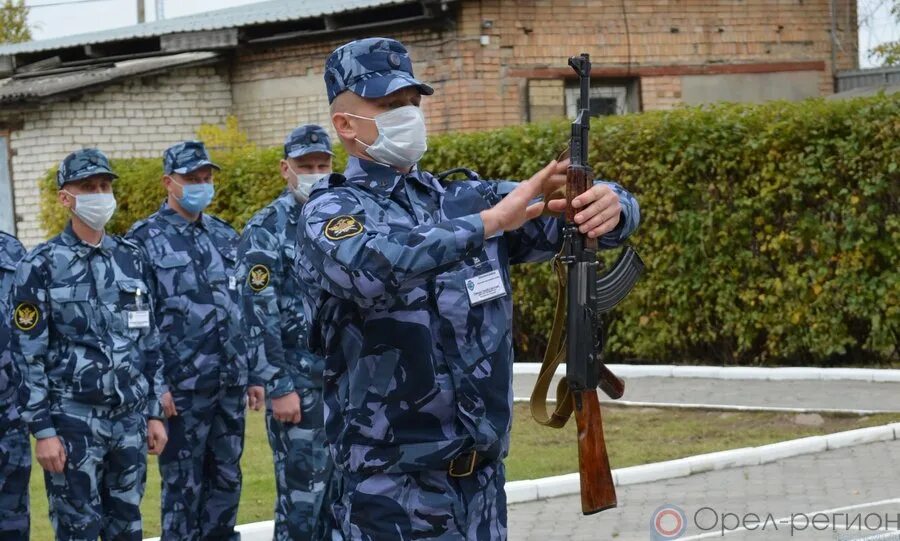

{"left": 0, "top": 230, "right": 30, "bottom": 539}
{"left": 239, "top": 124, "right": 337, "bottom": 540}
{"left": 127, "top": 141, "right": 254, "bottom": 541}
{"left": 12, "top": 148, "right": 167, "bottom": 541}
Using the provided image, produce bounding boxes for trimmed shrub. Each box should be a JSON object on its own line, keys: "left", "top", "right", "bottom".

{"left": 40, "top": 96, "right": 900, "bottom": 366}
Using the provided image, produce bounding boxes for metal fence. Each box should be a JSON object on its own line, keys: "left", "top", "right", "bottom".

{"left": 835, "top": 67, "right": 900, "bottom": 93}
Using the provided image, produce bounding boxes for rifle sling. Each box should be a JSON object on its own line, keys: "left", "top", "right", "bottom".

{"left": 529, "top": 256, "right": 575, "bottom": 429}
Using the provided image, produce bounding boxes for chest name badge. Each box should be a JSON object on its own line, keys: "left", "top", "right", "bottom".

{"left": 127, "top": 310, "right": 151, "bottom": 329}
{"left": 228, "top": 275, "right": 238, "bottom": 291}
{"left": 464, "top": 270, "right": 507, "bottom": 306}
{"left": 127, "top": 287, "right": 150, "bottom": 329}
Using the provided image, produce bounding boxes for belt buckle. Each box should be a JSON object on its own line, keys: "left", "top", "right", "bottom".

{"left": 449, "top": 451, "right": 478, "bottom": 478}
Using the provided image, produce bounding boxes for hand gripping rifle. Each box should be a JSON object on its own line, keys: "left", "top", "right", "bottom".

{"left": 529, "top": 53, "right": 645, "bottom": 515}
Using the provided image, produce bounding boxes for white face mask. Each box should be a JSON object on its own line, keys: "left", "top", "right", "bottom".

{"left": 63, "top": 191, "right": 116, "bottom": 231}
{"left": 347, "top": 105, "right": 428, "bottom": 169}
{"left": 289, "top": 170, "right": 326, "bottom": 203}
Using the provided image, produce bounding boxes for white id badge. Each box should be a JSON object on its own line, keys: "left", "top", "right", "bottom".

{"left": 228, "top": 275, "right": 237, "bottom": 290}
{"left": 465, "top": 269, "right": 507, "bottom": 306}
{"left": 127, "top": 310, "right": 151, "bottom": 329}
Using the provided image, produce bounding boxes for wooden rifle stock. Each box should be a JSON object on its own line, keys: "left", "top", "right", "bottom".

{"left": 574, "top": 389, "right": 617, "bottom": 514}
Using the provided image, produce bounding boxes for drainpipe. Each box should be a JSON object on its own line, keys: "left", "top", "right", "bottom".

{"left": 829, "top": 0, "right": 838, "bottom": 92}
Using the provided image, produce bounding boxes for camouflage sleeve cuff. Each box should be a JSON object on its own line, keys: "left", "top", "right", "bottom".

{"left": 33, "top": 425, "right": 57, "bottom": 439}
{"left": 146, "top": 399, "right": 162, "bottom": 419}
{"left": 266, "top": 375, "right": 296, "bottom": 398}
{"left": 455, "top": 214, "right": 486, "bottom": 257}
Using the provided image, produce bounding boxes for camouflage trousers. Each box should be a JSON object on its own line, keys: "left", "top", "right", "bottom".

{"left": 159, "top": 385, "right": 245, "bottom": 541}
{"left": 45, "top": 406, "right": 147, "bottom": 541}
{"left": 0, "top": 422, "right": 30, "bottom": 540}
{"left": 266, "top": 387, "right": 340, "bottom": 541}
{"left": 332, "top": 459, "right": 507, "bottom": 540}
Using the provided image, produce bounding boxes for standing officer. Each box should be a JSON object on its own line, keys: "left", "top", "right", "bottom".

{"left": 0, "top": 230, "right": 29, "bottom": 539}
{"left": 11, "top": 148, "right": 167, "bottom": 541}
{"left": 238, "top": 124, "right": 337, "bottom": 540}
{"left": 296, "top": 38, "right": 640, "bottom": 539}
{"left": 127, "top": 141, "right": 252, "bottom": 541}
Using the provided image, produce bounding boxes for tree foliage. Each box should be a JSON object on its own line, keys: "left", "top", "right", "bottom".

{"left": 0, "top": 0, "right": 31, "bottom": 44}
{"left": 870, "top": 1, "right": 900, "bottom": 66}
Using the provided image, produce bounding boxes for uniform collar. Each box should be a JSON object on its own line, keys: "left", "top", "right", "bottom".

{"left": 343, "top": 156, "right": 443, "bottom": 196}
{"left": 60, "top": 221, "right": 115, "bottom": 258}
{"left": 0, "top": 234, "right": 20, "bottom": 270}
{"left": 277, "top": 189, "right": 302, "bottom": 223}
{"left": 158, "top": 201, "right": 209, "bottom": 233}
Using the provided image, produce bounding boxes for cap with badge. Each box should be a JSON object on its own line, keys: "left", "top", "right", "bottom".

{"left": 56, "top": 148, "right": 118, "bottom": 188}
{"left": 324, "top": 37, "right": 434, "bottom": 104}
{"left": 163, "top": 140, "right": 220, "bottom": 175}
{"left": 284, "top": 124, "right": 334, "bottom": 159}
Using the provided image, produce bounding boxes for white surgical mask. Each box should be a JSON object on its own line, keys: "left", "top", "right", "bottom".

{"left": 347, "top": 105, "right": 427, "bottom": 169}
{"left": 64, "top": 191, "right": 116, "bottom": 231}
{"left": 289, "top": 170, "right": 326, "bottom": 203}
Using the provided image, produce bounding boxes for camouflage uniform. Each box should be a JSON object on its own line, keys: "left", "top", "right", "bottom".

{"left": 127, "top": 141, "right": 248, "bottom": 541}
{"left": 0, "top": 231, "right": 30, "bottom": 540}
{"left": 297, "top": 38, "right": 640, "bottom": 540}
{"left": 11, "top": 147, "right": 164, "bottom": 541}
{"left": 238, "top": 125, "right": 338, "bottom": 541}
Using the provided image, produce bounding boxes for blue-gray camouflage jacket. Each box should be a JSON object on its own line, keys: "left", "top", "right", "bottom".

{"left": 127, "top": 203, "right": 248, "bottom": 392}
{"left": 239, "top": 190, "right": 324, "bottom": 396}
{"left": 11, "top": 223, "right": 164, "bottom": 438}
{"left": 295, "top": 156, "right": 640, "bottom": 475}
{"left": 0, "top": 231, "right": 26, "bottom": 429}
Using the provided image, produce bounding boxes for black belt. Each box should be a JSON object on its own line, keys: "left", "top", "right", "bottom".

{"left": 448, "top": 450, "right": 486, "bottom": 478}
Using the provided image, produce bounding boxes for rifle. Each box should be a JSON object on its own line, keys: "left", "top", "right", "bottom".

{"left": 529, "top": 53, "right": 644, "bottom": 515}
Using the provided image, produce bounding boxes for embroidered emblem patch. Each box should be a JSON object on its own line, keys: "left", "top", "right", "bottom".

{"left": 325, "top": 216, "right": 364, "bottom": 241}
{"left": 14, "top": 302, "right": 39, "bottom": 331}
{"left": 248, "top": 265, "right": 270, "bottom": 292}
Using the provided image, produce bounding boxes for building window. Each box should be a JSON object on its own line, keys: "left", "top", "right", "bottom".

{"left": 565, "top": 80, "right": 640, "bottom": 118}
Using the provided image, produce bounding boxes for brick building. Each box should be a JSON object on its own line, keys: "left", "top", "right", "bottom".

{"left": 0, "top": 0, "right": 858, "bottom": 246}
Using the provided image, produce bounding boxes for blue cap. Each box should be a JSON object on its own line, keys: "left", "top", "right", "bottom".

{"left": 56, "top": 148, "right": 118, "bottom": 188}
{"left": 163, "top": 141, "right": 220, "bottom": 175}
{"left": 284, "top": 124, "right": 333, "bottom": 159}
{"left": 324, "top": 37, "right": 434, "bottom": 104}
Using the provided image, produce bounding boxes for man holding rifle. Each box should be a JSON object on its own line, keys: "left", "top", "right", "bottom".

{"left": 296, "top": 37, "right": 640, "bottom": 539}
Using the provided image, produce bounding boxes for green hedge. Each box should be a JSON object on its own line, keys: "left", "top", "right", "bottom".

{"left": 40, "top": 95, "right": 900, "bottom": 366}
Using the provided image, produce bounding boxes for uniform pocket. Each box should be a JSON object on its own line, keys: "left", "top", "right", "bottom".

{"left": 48, "top": 284, "right": 92, "bottom": 336}
{"left": 153, "top": 252, "right": 197, "bottom": 295}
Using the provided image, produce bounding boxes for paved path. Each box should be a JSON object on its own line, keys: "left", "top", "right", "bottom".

{"left": 508, "top": 440, "right": 900, "bottom": 541}
{"left": 513, "top": 374, "right": 900, "bottom": 412}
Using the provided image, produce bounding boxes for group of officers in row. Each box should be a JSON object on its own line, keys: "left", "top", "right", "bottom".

{"left": 0, "top": 36, "right": 640, "bottom": 541}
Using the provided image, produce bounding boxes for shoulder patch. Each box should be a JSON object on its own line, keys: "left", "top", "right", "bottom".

{"left": 248, "top": 264, "right": 271, "bottom": 292}
{"left": 325, "top": 216, "right": 364, "bottom": 241}
{"left": 14, "top": 302, "right": 40, "bottom": 331}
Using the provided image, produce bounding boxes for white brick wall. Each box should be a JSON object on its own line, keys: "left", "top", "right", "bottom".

{"left": 10, "top": 65, "right": 232, "bottom": 247}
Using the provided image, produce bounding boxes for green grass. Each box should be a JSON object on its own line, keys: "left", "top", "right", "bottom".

{"left": 505, "top": 404, "right": 900, "bottom": 480}
{"left": 27, "top": 406, "right": 900, "bottom": 538}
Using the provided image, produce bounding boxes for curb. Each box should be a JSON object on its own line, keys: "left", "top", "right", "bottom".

{"left": 504, "top": 422, "right": 900, "bottom": 505}
{"left": 512, "top": 363, "right": 900, "bottom": 383}
{"left": 511, "top": 396, "right": 898, "bottom": 415}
